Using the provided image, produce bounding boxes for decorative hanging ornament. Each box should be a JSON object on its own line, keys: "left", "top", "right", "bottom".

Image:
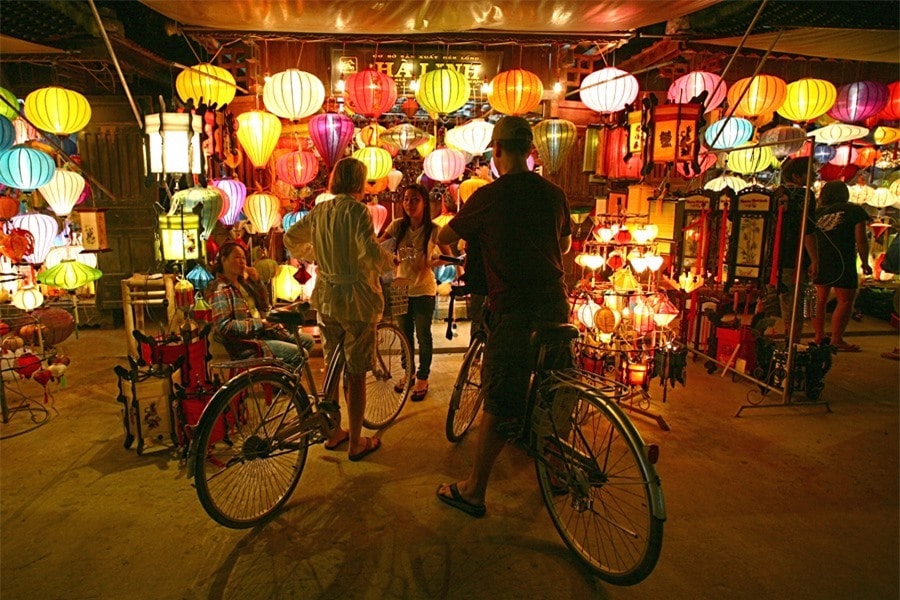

{"left": 776, "top": 78, "right": 837, "bottom": 123}
{"left": 876, "top": 81, "right": 900, "bottom": 121}
{"left": 382, "top": 124, "right": 430, "bottom": 152}
{"left": 459, "top": 177, "right": 488, "bottom": 203}
{"left": 812, "top": 123, "right": 869, "bottom": 145}
{"left": 0, "top": 145, "right": 55, "bottom": 190}
{"left": 11, "top": 212, "right": 58, "bottom": 265}
{"left": 760, "top": 125, "right": 807, "bottom": 158}
{"left": 263, "top": 69, "right": 325, "bottom": 121}
{"left": 487, "top": 69, "right": 543, "bottom": 116}
{"left": 0, "top": 116, "right": 14, "bottom": 151}
{"left": 175, "top": 63, "right": 236, "bottom": 108}
{"left": 579, "top": 67, "right": 639, "bottom": 114}
{"left": 212, "top": 178, "right": 246, "bottom": 226}
{"left": 415, "top": 68, "right": 470, "bottom": 116}
{"left": 827, "top": 81, "right": 889, "bottom": 123}
{"left": 37, "top": 259, "right": 102, "bottom": 290}
{"left": 532, "top": 118, "right": 576, "bottom": 175}
{"left": 416, "top": 134, "right": 436, "bottom": 158}
{"left": 727, "top": 145, "right": 774, "bottom": 175}
{"left": 243, "top": 193, "right": 281, "bottom": 235}
{"left": 726, "top": 75, "right": 786, "bottom": 118}
{"left": 423, "top": 148, "right": 467, "bottom": 183}
{"left": 37, "top": 168, "right": 85, "bottom": 217}
{"left": 276, "top": 150, "right": 319, "bottom": 187}
{"left": 451, "top": 118, "right": 494, "bottom": 155}
{"left": 703, "top": 175, "right": 749, "bottom": 193}
{"left": 667, "top": 71, "right": 726, "bottom": 113}
{"left": 236, "top": 110, "right": 282, "bottom": 168}
{"left": 344, "top": 69, "right": 398, "bottom": 118}
{"left": 24, "top": 86, "right": 91, "bottom": 135}
{"left": 703, "top": 117, "right": 754, "bottom": 150}
{"left": 143, "top": 111, "right": 203, "bottom": 176}
{"left": 0, "top": 87, "right": 18, "bottom": 120}
{"left": 308, "top": 112, "right": 355, "bottom": 168}
{"left": 352, "top": 146, "right": 393, "bottom": 181}
{"left": 386, "top": 169, "right": 403, "bottom": 192}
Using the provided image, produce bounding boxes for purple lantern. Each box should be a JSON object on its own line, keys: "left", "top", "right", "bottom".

{"left": 213, "top": 178, "right": 247, "bottom": 227}
{"left": 828, "top": 81, "right": 889, "bottom": 123}
{"left": 309, "top": 113, "right": 354, "bottom": 169}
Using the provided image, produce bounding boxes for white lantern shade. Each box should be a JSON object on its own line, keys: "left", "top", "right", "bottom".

{"left": 12, "top": 285, "right": 43, "bottom": 311}
{"left": 244, "top": 193, "right": 281, "bottom": 235}
{"left": 11, "top": 212, "right": 58, "bottom": 265}
{"left": 144, "top": 112, "right": 203, "bottom": 175}
{"left": 38, "top": 169, "right": 85, "bottom": 217}
{"left": 423, "top": 148, "right": 467, "bottom": 183}
{"left": 263, "top": 69, "right": 325, "bottom": 121}
{"left": 812, "top": 123, "right": 869, "bottom": 145}
{"left": 579, "top": 67, "right": 639, "bottom": 114}
{"left": 704, "top": 175, "right": 749, "bottom": 193}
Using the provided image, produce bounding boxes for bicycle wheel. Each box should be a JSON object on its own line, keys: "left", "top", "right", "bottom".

{"left": 445, "top": 333, "right": 485, "bottom": 442}
{"left": 363, "top": 322, "right": 413, "bottom": 429}
{"left": 191, "top": 367, "right": 311, "bottom": 529}
{"left": 534, "top": 385, "right": 664, "bottom": 585}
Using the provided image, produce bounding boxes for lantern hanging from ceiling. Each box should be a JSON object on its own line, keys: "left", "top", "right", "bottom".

{"left": 487, "top": 69, "right": 543, "bottom": 116}
{"left": 37, "top": 168, "right": 85, "bottom": 217}
{"left": 212, "top": 178, "right": 246, "bottom": 226}
{"left": 276, "top": 150, "right": 319, "bottom": 187}
{"left": 579, "top": 67, "right": 639, "bottom": 114}
{"left": 416, "top": 134, "right": 436, "bottom": 158}
{"left": 236, "top": 110, "right": 282, "bottom": 168}
{"left": 703, "top": 117, "right": 754, "bottom": 150}
{"left": 415, "top": 68, "right": 470, "bottom": 116}
{"left": 876, "top": 81, "right": 900, "bottom": 121}
{"left": 352, "top": 146, "right": 393, "bottom": 181}
{"left": 0, "top": 116, "right": 14, "bottom": 151}
{"left": 37, "top": 259, "right": 102, "bottom": 290}
{"left": 0, "top": 87, "right": 17, "bottom": 120}
{"left": 650, "top": 103, "right": 703, "bottom": 163}
{"left": 532, "top": 118, "right": 576, "bottom": 175}
{"left": 176, "top": 186, "right": 224, "bottom": 240}
{"left": 308, "top": 112, "right": 355, "bottom": 168}
{"left": 828, "top": 145, "right": 858, "bottom": 167}
{"left": 873, "top": 126, "right": 900, "bottom": 146}
{"left": 282, "top": 209, "right": 307, "bottom": 232}
{"left": 868, "top": 187, "right": 895, "bottom": 209}
{"left": 727, "top": 145, "right": 774, "bottom": 175}
{"left": 344, "top": 69, "right": 398, "bottom": 119}
{"left": 367, "top": 201, "right": 388, "bottom": 233}
{"left": 186, "top": 263, "right": 214, "bottom": 292}
{"left": 12, "top": 285, "right": 43, "bottom": 312}
{"left": 24, "top": 87, "right": 91, "bottom": 135}
{"left": 175, "top": 63, "right": 236, "bottom": 108}
{"left": 244, "top": 193, "right": 281, "bottom": 235}
{"left": 703, "top": 175, "right": 749, "bottom": 193}
{"left": 459, "top": 177, "right": 489, "bottom": 203}
{"left": 452, "top": 119, "right": 494, "bottom": 155}
{"left": 760, "top": 125, "right": 807, "bottom": 158}
{"left": 776, "top": 78, "right": 837, "bottom": 123}
{"left": 0, "top": 145, "right": 55, "bottom": 190}
{"left": 726, "top": 75, "right": 786, "bottom": 118}
{"left": 158, "top": 213, "right": 201, "bottom": 260}
{"left": 812, "top": 123, "right": 869, "bottom": 145}
{"left": 11, "top": 212, "right": 58, "bottom": 265}
{"left": 144, "top": 112, "right": 203, "bottom": 175}
{"left": 848, "top": 183, "right": 874, "bottom": 205}
{"left": 667, "top": 71, "right": 726, "bottom": 113}
{"left": 827, "top": 81, "right": 888, "bottom": 123}
{"left": 382, "top": 124, "right": 430, "bottom": 152}
{"left": 44, "top": 244, "right": 97, "bottom": 270}
{"left": 386, "top": 168, "right": 403, "bottom": 192}
{"left": 423, "top": 148, "right": 467, "bottom": 183}
{"left": 263, "top": 69, "right": 325, "bottom": 121}
{"left": 854, "top": 147, "right": 880, "bottom": 167}
{"left": 812, "top": 143, "right": 836, "bottom": 164}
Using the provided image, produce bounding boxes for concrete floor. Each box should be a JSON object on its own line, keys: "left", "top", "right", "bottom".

{"left": 1, "top": 316, "right": 898, "bottom": 600}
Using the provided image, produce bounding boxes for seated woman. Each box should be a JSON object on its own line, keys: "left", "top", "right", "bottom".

{"left": 209, "top": 240, "right": 314, "bottom": 365}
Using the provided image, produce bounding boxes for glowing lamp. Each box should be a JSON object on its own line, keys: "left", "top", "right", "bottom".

{"left": 828, "top": 146, "right": 858, "bottom": 167}
{"left": 308, "top": 112, "right": 355, "bottom": 168}
{"left": 726, "top": 75, "right": 786, "bottom": 118}
{"left": 12, "top": 285, "right": 43, "bottom": 311}
{"left": 760, "top": 125, "right": 807, "bottom": 158}
{"left": 678, "top": 271, "right": 704, "bottom": 293}
{"left": 578, "top": 253, "right": 605, "bottom": 272}
{"left": 44, "top": 245, "right": 96, "bottom": 270}
{"left": 487, "top": 69, "right": 543, "bottom": 116}
{"left": 416, "top": 134, "right": 436, "bottom": 158}
{"left": 854, "top": 147, "right": 880, "bottom": 168}
{"left": 282, "top": 209, "right": 307, "bottom": 232}
{"left": 11, "top": 213, "right": 58, "bottom": 265}
{"left": 276, "top": 151, "right": 319, "bottom": 187}
{"left": 159, "top": 213, "right": 201, "bottom": 260}
{"left": 263, "top": 69, "right": 325, "bottom": 121}
{"left": 0, "top": 116, "right": 14, "bottom": 151}
{"left": 452, "top": 119, "right": 494, "bottom": 155}
{"left": 610, "top": 268, "right": 640, "bottom": 293}
{"left": 24, "top": 86, "right": 91, "bottom": 135}
{"left": 352, "top": 146, "right": 393, "bottom": 181}
{"left": 0, "top": 145, "right": 55, "bottom": 190}
{"left": 652, "top": 297, "right": 679, "bottom": 328}
{"left": 38, "top": 169, "right": 84, "bottom": 217}
{"left": 812, "top": 123, "right": 868, "bottom": 145}
{"left": 212, "top": 178, "right": 246, "bottom": 226}
{"left": 878, "top": 81, "right": 900, "bottom": 121}
{"left": 667, "top": 71, "right": 726, "bottom": 113}
{"left": 387, "top": 169, "right": 404, "bottom": 192}
{"left": 727, "top": 145, "right": 774, "bottom": 175}
{"left": 828, "top": 81, "right": 888, "bottom": 123}
{"left": 813, "top": 144, "right": 836, "bottom": 163}
{"left": 144, "top": 112, "right": 203, "bottom": 175}
{"left": 415, "top": 68, "right": 470, "bottom": 116}
{"left": 344, "top": 69, "right": 397, "bottom": 118}
{"left": 703, "top": 117, "right": 754, "bottom": 150}
{"left": 577, "top": 301, "right": 601, "bottom": 329}
{"left": 627, "top": 362, "right": 649, "bottom": 386}
{"left": 646, "top": 254, "right": 664, "bottom": 272}
{"left": 382, "top": 124, "right": 430, "bottom": 152}
{"left": 867, "top": 187, "right": 895, "bottom": 209}
{"left": 532, "top": 118, "right": 576, "bottom": 175}
{"left": 273, "top": 264, "right": 303, "bottom": 301}
{"left": 848, "top": 183, "right": 875, "bottom": 205}
{"left": 236, "top": 110, "right": 282, "bottom": 168}
{"left": 37, "top": 259, "right": 102, "bottom": 290}
{"left": 873, "top": 126, "right": 900, "bottom": 146}
{"left": 185, "top": 263, "right": 214, "bottom": 292}
{"left": 777, "top": 78, "right": 837, "bottom": 123}
{"left": 0, "top": 87, "right": 17, "bottom": 120}
{"left": 243, "top": 193, "right": 281, "bottom": 235}
{"left": 175, "top": 63, "right": 236, "bottom": 108}
{"left": 579, "top": 67, "right": 638, "bottom": 114}
{"left": 704, "top": 175, "right": 749, "bottom": 193}
{"left": 423, "top": 148, "right": 467, "bottom": 183}
{"left": 633, "top": 302, "right": 655, "bottom": 334}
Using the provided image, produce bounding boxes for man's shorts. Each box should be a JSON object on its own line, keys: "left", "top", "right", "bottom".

{"left": 318, "top": 314, "right": 376, "bottom": 374}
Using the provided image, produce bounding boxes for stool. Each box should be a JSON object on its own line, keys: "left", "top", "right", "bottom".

{"left": 121, "top": 274, "right": 176, "bottom": 358}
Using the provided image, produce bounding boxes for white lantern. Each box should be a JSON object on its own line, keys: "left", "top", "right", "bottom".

{"left": 38, "top": 168, "right": 85, "bottom": 217}
{"left": 144, "top": 112, "right": 203, "bottom": 175}
{"left": 423, "top": 148, "right": 467, "bottom": 183}
{"left": 579, "top": 67, "right": 639, "bottom": 114}
{"left": 12, "top": 285, "right": 43, "bottom": 311}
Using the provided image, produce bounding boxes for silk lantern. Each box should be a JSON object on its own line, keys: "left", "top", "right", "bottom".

{"left": 158, "top": 213, "right": 201, "bottom": 260}
{"left": 604, "top": 126, "right": 643, "bottom": 180}
{"left": 760, "top": 125, "right": 807, "bottom": 158}
{"left": 144, "top": 112, "right": 203, "bottom": 175}
{"left": 0, "top": 87, "right": 17, "bottom": 120}
{"left": 877, "top": 81, "right": 900, "bottom": 121}
{"left": 175, "top": 63, "right": 236, "bottom": 108}
{"left": 848, "top": 183, "right": 875, "bottom": 205}
{"left": 273, "top": 264, "right": 304, "bottom": 301}
{"left": 667, "top": 71, "right": 726, "bottom": 113}
{"left": 726, "top": 75, "right": 786, "bottom": 118}
{"left": 868, "top": 187, "right": 895, "bottom": 209}
{"left": 344, "top": 69, "right": 397, "bottom": 118}
{"left": 532, "top": 118, "right": 576, "bottom": 174}
{"left": 828, "top": 145, "right": 858, "bottom": 167}
{"left": 416, "top": 134, "right": 436, "bottom": 158}
{"left": 651, "top": 103, "right": 703, "bottom": 163}
{"left": 352, "top": 146, "right": 393, "bottom": 181}
{"left": 704, "top": 175, "right": 749, "bottom": 193}
{"left": 0, "top": 116, "right": 14, "bottom": 151}
{"left": 38, "top": 169, "right": 85, "bottom": 217}
{"left": 449, "top": 119, "right": 494, "bottom": 155}
{"left": 387, "top": 169, "right": 403, "bottom": 192}
{"left": 186, "top": 263, "right": 214, "bottom": 292}
{"left": 777, "top": 78, "right": 837, "bottom": 123}
{"left": 309, "top": 112, "right": 354, "bottom": 168}
{"left": 487, "top": 69, "right": 543, "bottom": 116}
{"left": 44, "top": 245, "right": 95, "bottom": 271}
{"left": 263, "top": 69, "right": 325, "bottom": 121}
{"left": 873, "top": 126, "right": 900, "bottom": 146}
{"left": 243, "top": 193, "right": 281, "bottom": 235}
{"left": 459, "top": 177, "right": 488, "bottom": 202}
{"left": 212, "top": 178, "right": 246, "bottom": 226}
{"left": 12, "top": 285, "right": 43, "bottom": 312}
{"left": 24, "top": 87, "right": 91, "bottom": 135}
{"left": 276, "top": 150, "right": 319, "bottom": 187}
{"left": 828, "top": 81, "right": 888, "bottom": 123}
{"left": 579, "top": 67, "right": 638, "bottom": 114}
{"left": 11, "top": 212, "right": 58, "bottom": 265}
{"left": 37, "top": 259, "right": 102, "bottom": 290}
{"left": 0, "top": 145, "right": 55, "bottom": 190}
{"left": 423, "top": 148, "right": 467, "bottom": 183}
{"left": 727, "top": 145, "right": 774, "bottom": 175}
{"left": 703, "top": 117, "right": 754, "bottom": 150}
{"left": 282, "top": 209, "right": 307, "bottom": 232}
{"left": 236, "top": 110, "right": 282, "bottom": 168}
{"left": 382, "top": 124, "right": 430, "bottom": 152}
{"left": 416, "top": 68, "right": 470, "bottom": 116}
{"left": 812, "top": 123, "right": 869, "bottom": 145}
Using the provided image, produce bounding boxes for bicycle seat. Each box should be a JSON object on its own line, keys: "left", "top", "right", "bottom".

{"left": 267, "top": 302, "right": 310, "bottom": 329}
{"left": 530, "top": 323, "right": 580, "bottom": 348}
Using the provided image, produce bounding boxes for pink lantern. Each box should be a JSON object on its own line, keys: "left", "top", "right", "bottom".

{"left": 828, "top": 81, "right": 889, "bottom": 123}
{"left": 667, "top": 71, "right": 726, "bottom": 113}
{"left": 490, "top": 153, "right": 535, "bottom": 178}
{"left": 367, "top": 202, "right": 388, "bottom": 233}
{"left": 344, "top": 69, "right": 397, "bottom": 118}
{"left": 828, "top": 145, "right": 859, "bottom": 167}
{"left": 580, "top": 67, "right": 639, "bottom": 114}
{"left": 423, "top": 148, "right": 467, "bottom": 183}
{"left": 276, "top": 151, "right": 319, "bottom": 187}
{"left": 213, "top": 178, "right": 246, "bottom": 227}
{"left": 676, "top": 149, "right": 717, "bottom": 178}
{"left": 308, "top": 113, "right": 355, "bottom": 169}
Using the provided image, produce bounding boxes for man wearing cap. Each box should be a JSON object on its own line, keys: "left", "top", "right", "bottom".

{"left": 435, "top": 115, "right": 572, "bottom": 517}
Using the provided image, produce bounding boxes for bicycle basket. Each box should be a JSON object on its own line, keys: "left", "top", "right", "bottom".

{"left": 383, "top": 277, "right": 410, "bottom": 319}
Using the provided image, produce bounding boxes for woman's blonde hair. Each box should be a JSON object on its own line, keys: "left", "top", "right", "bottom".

{"left": 328, "top": 157, "right": 367, "bottom": 195}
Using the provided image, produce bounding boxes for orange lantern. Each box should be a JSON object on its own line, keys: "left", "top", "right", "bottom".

{"left": 487, "top": 69, "right": 543, "bottom": 116}
{"left": 726, "top": 75, "right": 786, "bottom": 118}
{"left": 0, "top": 196, "right": 19, "bottom": 220}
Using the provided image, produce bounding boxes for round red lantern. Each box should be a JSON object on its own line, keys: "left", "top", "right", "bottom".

{"left": 604, "top": 127, "right": 643, "bottom": 180}
{"left": 276, "top": 151, "right": 319, "bottom": 187}
{"left": 0, "top": 196, "right": 19, "bottom": 220}
{"left": 877, "top": 81, "right": 900, "bottom": 121}
{"left": 344, "top": 69, "right": 397, "bottom": 118}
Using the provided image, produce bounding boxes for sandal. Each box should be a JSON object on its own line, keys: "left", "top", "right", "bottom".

{"left": 833, "top": 342, "right": 861, "bottom": 352}
{"left": 348, "top": 437, "right": 382, "bottom": 462}
{"left": 324, "top": 430, "right": 350, "bottom": 451}
{"left": 411, "top": 386, "right": 428, "bottom": 402}
{"left": 436, "top": 482, "right": 486, "bottom": 518}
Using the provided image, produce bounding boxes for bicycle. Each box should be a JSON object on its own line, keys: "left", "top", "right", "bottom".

{"left": 499, "top": 322, "right": 665, "bottom": 585}
{"left": 189, "top": 300, "right": 412, "bottom": 528}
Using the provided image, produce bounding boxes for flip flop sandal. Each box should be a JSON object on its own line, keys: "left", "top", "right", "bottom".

{"left": 436, "top": 482, "right": 486, "bottom": 518}
{"left": 348, "top": 437, "right": 381, "bottom": 462}
{"left": 834, "top": 342, "right": 861, "bottom": 352}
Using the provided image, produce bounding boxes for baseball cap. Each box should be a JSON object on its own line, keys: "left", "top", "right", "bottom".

{"left": 491, "top": 116, "right": 533, "bottom": 143}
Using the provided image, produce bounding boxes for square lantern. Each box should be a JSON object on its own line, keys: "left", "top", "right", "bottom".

{"left": 144, "top": 112, "right": 203, "bottom": 176}
{"left": 650, "top": 103, "right": 703, "bottom": 164}
{"left": 158, "top": 213, "right": 202, "bottom": 261}
{"left": 74, "top": 207, "right": 109, "bottom": 252}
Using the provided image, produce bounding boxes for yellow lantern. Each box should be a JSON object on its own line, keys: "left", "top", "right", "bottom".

{"left": 459, "top": 177, "right": 489, "bottom": 203}
{"left": 0, "top": 87, "right": 17, "bottom": 120}
{"left": 726, "top": 75, "right": 786, "bottom": 118}
{"left": 159, "top": 213, "right": 201, "bottom": 260}
{"left": 727, "top": 145, "right": 775, "bottom": 175}
{"left": 273, "top": 264, "right": 303, "bottom": 302}
{"left": 24, "top": 86, "right": 91, "bottom": 135}
{"left": 416, "top": 134, "right": 436, "bottom": 158}
{"left": 873, "top": 126, "right": 900, "bottom": 146}
{"left": 352, "top": 146, "right": 393, "bottom": 181}
{"left": 487, "top": 69, "right": 543, "bottom": 116}
{"left": 532, "top": 118, "right": 577, "bottom": 175}
{"left": 243, "top": 193, "right": 281, "bottom": 235}
{"left": 236, "top": 110, "right": 282, "bottom": 168}
{"left": 776, "top": 78, "right": 837, "bottom": 123}
{"left": 415, "top": 68, "right": 470, "bottom": 116}
{"left": 175, "top": 63, "right": 236, "bottom": 108}
{"left": 262, "top": 69, "right": 325, "bottom": 121}
{"left": 704, "top": 174, "right": 749, "bottom": 193}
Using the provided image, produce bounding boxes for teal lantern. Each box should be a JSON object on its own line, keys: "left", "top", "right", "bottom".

{"left": 186, "top": 263, "right": 214, "bottom": 292}
{"left": 0, "top": 117, "right": 14, "bottom": 151}
{"left": 0, "top": 145, "right": 56, "bottom": 190}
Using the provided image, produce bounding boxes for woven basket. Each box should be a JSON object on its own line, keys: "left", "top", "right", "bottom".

{"left": 383, "top": 277, "right": 410, "bottom": 319}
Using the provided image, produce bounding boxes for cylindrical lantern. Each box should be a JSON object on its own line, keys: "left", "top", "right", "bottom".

{"left": 144, "top": 112, "right": 203, "bottom": 175}
{"left": 175, "top": 63, "right": 236, "bottom": 108}
{"left": 579, "top": 67, "right": 639, "bottom": 114}
{"left": 667, "top": 71, "right": 726, "bottom": 113}
{"left": 0, "top": 116, "right": 14, "bottom": 151}
{"left": 726, "top": 75, "right": 786, "bottom": 118}
{"left": 727, "top": 145, "right": 774, "bottom": 175}
{"left": 828, "top": 81, "right": 889, "bottom": 123}
{"left": 532, "top": 118, "right": 576, "bottom": 175}
{"left": 422, "top": 148, "right": 467, "bottom": 183}
{"left": 603, "top": 126, "right": 642, "bottom": 180}
{"left": 352, "top": 146, "right": 393, "bottom": 181}
{"left": 11, "top": 213, "right": 58, "bottom": 265}
{"left": 777, "top": 78, "right": 837, "bottom": 123}
{"left": 415, "top": 68, "right": 470, "bottom": 116}
{"left": 37, "top": 169, "right": 85, "bottom": 217}
{"left": 308, "top": 112, "right": 355, "bottom": 168}
{"left": 158, "top": 213, "right": 201, "bottom": 260}
{"left": 760, "top": 125, "right": 807, "bottom": 158}
{"left": 382, "top": 124, "right": 430, "bottom": 152}
{"left": 0, "top": 87, "right": 18, "bottom": 120}
{"left": 12, "top": 285, "right": 43, "bottom": 312}
{"left": 703, "top": 117, "right": 754, "bottom": 149}
{"left": 236, "top": 110, "right": 282, "bottom": 168}
{"left": 487, "top": 69, "right": 543, "bottom": 116}
{"left": 243, "top": 193, "right": 281, "bottom": 235}
{"left": 344, "top": 69, "right": 397, "bottom": 118}
{"left": 263, "top": 69, "right": 325, "bottom": 121}
{"left": 213, "top": 178, "right": 246, "bottom": 226}
{"left": 37, "top": 259, "right": 102, "bottom": 290}
{"left": 812, "top": 123, "right": 869, "bottom": 145}
{"left": 276, "top": 150, "right": 319, "bottom": 187}
{"left": 24, "top": 87, "right": 91, "bottom": 135}
{"left": 0, "top": 145, "right": 55, "bottom": 190}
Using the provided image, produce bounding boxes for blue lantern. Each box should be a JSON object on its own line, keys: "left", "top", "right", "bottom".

{"left": 434, "top": 264, "right": 456, "bottom": 284}
{"left": 813, "top": 144, "right": 836, "bottom": 164}
{"left": 186, "top": 263, "right": 214, "bottom": 292}
{"left": 703, "top": 117, "right": 754, "bottom": 150}
{"left": 282, "top": 209, "right": 308, "bottom": 232}
{"left": 0, "top": 117, "right": 14, "bottom": 151}
{"left": 0, "top": 145, "right": 55, "bottom": 190}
